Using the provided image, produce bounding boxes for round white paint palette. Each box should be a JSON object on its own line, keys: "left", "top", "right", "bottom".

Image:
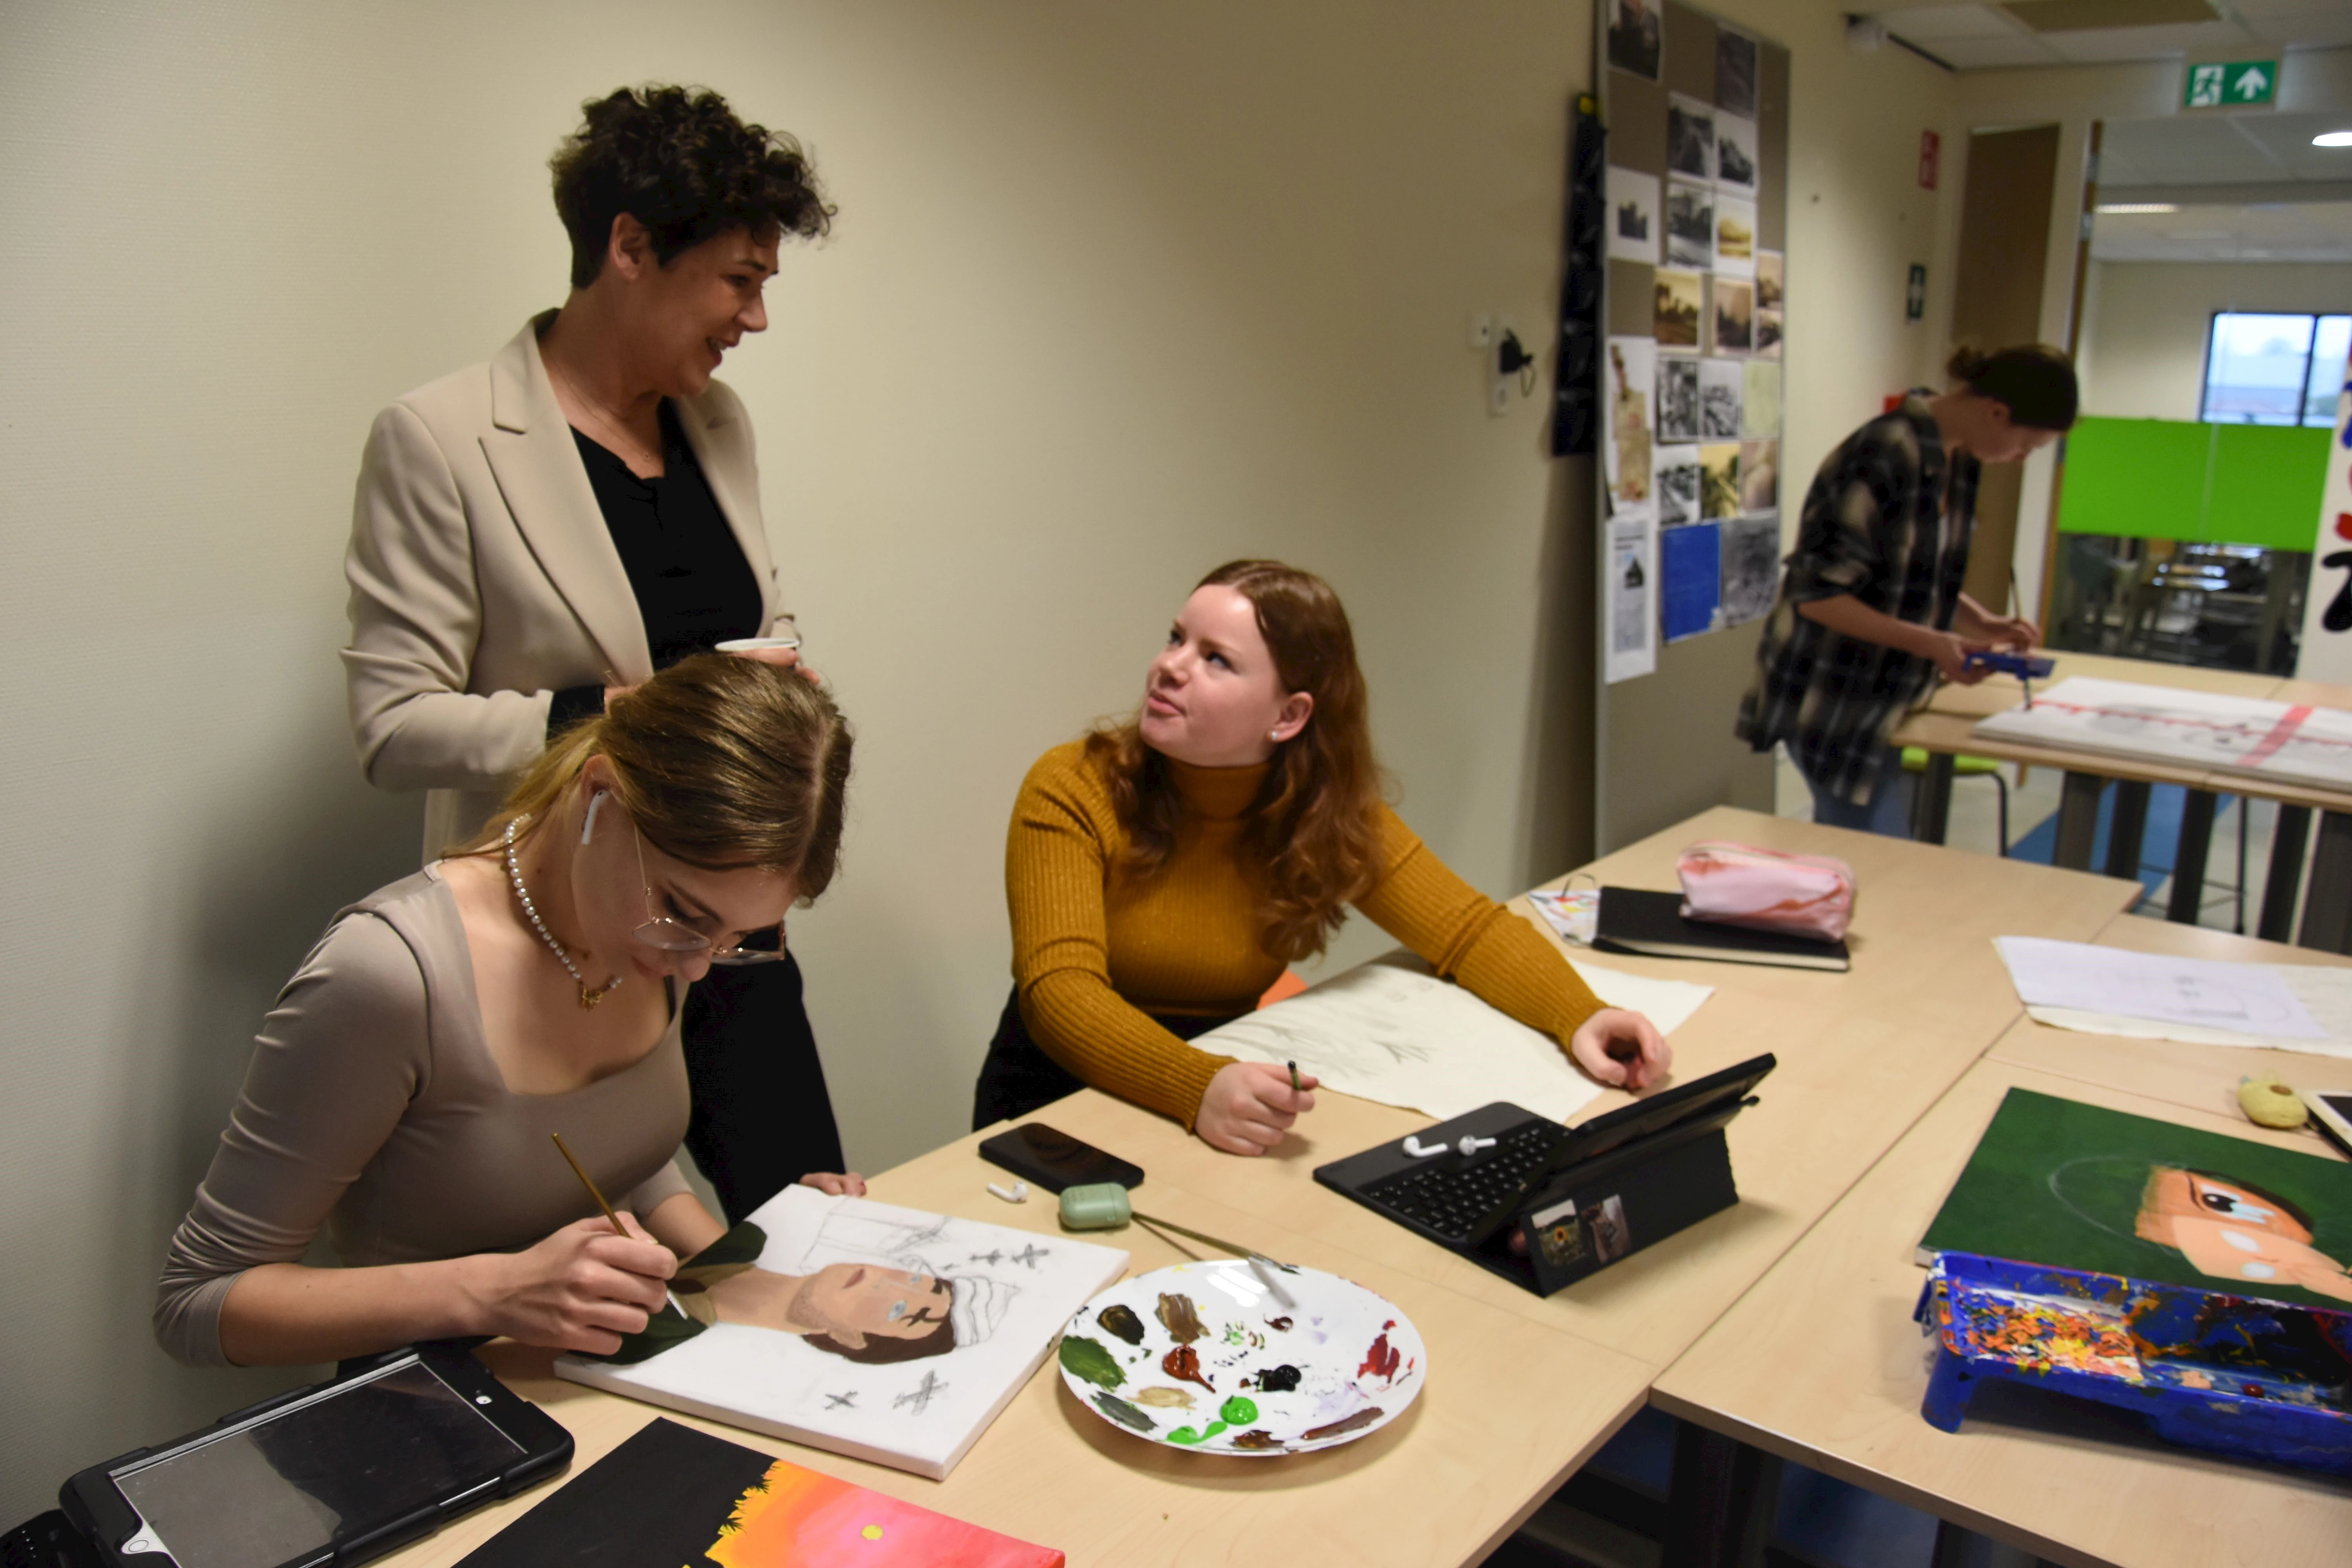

{"left": 1057, "top": 1259, "right": 1425, "bottom": 1457}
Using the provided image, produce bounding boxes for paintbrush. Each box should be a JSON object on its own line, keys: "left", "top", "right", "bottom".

{"left": 551, "top": 1132, "right": 686, "bottom": 1319}
{"left": 1127, "top": 1210, "right": 1300, "bottom": 1311}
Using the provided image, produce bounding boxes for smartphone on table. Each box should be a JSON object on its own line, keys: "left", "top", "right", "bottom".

{"left": 978, "top": 1122, "right": 1143, "bottom": 1192}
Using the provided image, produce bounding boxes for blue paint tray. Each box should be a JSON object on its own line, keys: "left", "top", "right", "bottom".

{"left": 1915, "top": 1252, "right": 2352, "bottom": 1477}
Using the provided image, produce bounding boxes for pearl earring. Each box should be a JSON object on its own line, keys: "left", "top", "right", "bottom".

{"left": 1269, "top": 730, "right": 1283, "bottom": 742}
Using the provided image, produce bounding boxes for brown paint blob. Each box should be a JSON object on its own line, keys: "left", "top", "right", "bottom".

{"left": 1156, "top": 1292, "right": 1206, "bottom": 1343}
{"left": 1161, "top": 1344, "right": 1215, "bottom": 1393}
{"left": 1303, "top": 1407, "right": 1383, "bottom": 1441}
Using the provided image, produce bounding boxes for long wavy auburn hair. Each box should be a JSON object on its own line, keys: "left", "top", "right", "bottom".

{"left": 1085, "top": 560, "right": 1385, "bottom": 962}
{"left": 452, "top": 654, "right": 853, "bottom": 896}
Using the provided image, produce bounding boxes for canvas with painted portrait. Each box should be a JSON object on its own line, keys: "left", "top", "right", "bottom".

{"left": 558, "top": 1187, "right": 1130, "bottom": 1479}
{"left": 1920, "top": 1088, "right": 2352, "bottom": 1312}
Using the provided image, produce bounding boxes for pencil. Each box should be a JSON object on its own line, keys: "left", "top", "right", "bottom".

{"left": 551, "top": 1131, "right": 627, "bottom": 1238}
{"left": 1288, "top": 1059, "right": 1301, "bottom": 1095}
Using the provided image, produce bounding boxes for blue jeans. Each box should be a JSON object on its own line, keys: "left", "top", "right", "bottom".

{"left": 1802, "top": 745, "right": 1915, "bottom": 838}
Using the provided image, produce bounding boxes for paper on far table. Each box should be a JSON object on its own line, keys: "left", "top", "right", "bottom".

{"left": 2023, "top": 964, "right": 2352, "bottom": 1060}
{"left": 1994, "top": 936, "right": 2327, "bottom": 1041}
{"left": 1185, "top": 953, "right": 1712, "bottom": 1124}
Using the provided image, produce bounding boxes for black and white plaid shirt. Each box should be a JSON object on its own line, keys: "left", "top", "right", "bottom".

{"left": 1736, "top": 392, "right": 1980, "bottom": 803}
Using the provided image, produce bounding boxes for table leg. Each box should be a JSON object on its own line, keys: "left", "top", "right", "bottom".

{"left": 1660, "top": 1424, "right": 1780, "bottom": 1568}
{"left": 2299, "top": 811, "right": 2352, "bottom": 955}
{"left": 2259, "top": 804, "right": 2310, "bottom": 942}
{"left": 2167, "top": 790, "right": 2218, "bottom": 924}
{"left": 2051, "top": 773, "right": 2103, "bottom": 871}
{"left": 1911, "top": 752, "right": 1955, "bottom": 846}
{"left": 2102, "top": 780, "right": 2149, "bottom": 882}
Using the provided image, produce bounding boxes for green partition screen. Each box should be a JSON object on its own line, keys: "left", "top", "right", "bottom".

{"left": 2057, "top": 417, "right": 2329, "bottom": 550}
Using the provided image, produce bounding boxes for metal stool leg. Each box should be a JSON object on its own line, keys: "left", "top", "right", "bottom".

{"left": 2260, "top": 804, "right": 2311, "bottom": 942}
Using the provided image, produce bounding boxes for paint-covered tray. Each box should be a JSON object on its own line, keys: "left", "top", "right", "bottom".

{"left": 1057, "top": 1259, "right": 1425, "bottom": 1457}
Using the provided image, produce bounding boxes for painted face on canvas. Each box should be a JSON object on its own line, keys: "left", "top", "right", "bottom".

{"left": 2134, "top": 1168, "right": 2352, "bottom": 1301}
{"left": 1139, "top": 586, "right": 1308, "bottom": 768}
{"left": 800, "top": 1264, "right": 953, "bottom": 1348}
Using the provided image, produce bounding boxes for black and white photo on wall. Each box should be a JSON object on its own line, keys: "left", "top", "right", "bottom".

{"left": 1715, "top": 27, "right": 1759, "bottom": 117}
{"left": 1715, "top": 113, "right": 1759, "bottom": 194}
{"left": 1657, "top": 355, "right": 1701, "bottom": 443}
{"left": 1699, "top": 358, "right": 1743, "bottom": 439}
{"left": 1607, "top": 167, "right": 1661, "bottom": 264}
{"left": 1655, "top": 444, "right": 1702, "bottom": 526}
{"left": 1608, "top": 0, "right": 1663, "bottom": 81}
{"left": 1667, "top": 95, "right": 1715, "bottom": 182}
{"left": 1666, "top": 179, "right": 1714, "bottom": 269}
{"left": 1906, "top": 263, "right": 1928, "bottom": 323}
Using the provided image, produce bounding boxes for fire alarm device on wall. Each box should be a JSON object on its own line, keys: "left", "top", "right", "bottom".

{"left": 1919, "top": 130, "right": 1940, "bottom": 190}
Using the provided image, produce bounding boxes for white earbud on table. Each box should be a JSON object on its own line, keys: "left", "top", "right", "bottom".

{"left": 1402, "top": 1132, "right": 1499, "bottom": 1159}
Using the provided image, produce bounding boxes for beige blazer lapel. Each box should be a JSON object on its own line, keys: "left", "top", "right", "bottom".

{"left": 478, "top": 316, "right": 652, "bottom": 683}
{"left": 676, "top": 390, "right": 780, "bottom": 630}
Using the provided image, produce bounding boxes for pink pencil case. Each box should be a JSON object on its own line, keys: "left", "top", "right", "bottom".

{"left": 1676, "top": 840, "right": 1856, "bottom": 943}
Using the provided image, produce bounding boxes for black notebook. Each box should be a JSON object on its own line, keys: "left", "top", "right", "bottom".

{"left": 1594, "top": 887, "right": 1849, "bottom": 971}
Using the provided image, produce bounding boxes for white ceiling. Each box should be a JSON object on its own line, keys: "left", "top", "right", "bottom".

{"left": 2101, "top": 109, "right": 2352, "bottom": 188}
{"left": 1870, "top": 0, "right": 2352, "bottom": 70}
{"left": 2091, "top": 199, "right": 2352, "bottom": 260}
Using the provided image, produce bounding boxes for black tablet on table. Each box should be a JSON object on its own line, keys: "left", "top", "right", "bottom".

{"left": 56, "top": 1344, "right": 569, "bottom": 1568}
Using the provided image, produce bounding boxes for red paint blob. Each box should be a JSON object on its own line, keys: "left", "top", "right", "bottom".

{"left": 1358, "top": 1332, "right": 1402, "bottom": 1383}
{"left": 2337, "top": 511, "right": 2352, "bottom": 542}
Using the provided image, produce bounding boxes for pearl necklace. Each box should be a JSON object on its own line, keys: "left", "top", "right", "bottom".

{"left": 505, "top": 815, "right": 622, "bottom": 1009}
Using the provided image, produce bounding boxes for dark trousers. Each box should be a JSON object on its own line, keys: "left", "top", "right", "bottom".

{"left": 682, "top": 952, "right": 844, "bottom": 1225}
{"left": 971, "top": 988, "right": 1239, "bottom": 1131}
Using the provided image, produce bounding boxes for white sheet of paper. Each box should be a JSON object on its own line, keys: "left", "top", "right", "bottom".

{"left": 2024, "top": 964, "right": 2352, "bottom": 1058}
{"left": 1187, "top": 954, "right": 1711, "bottom": 1123}
{"left": 1995, "top": 936, "right": 2328, "bottom": 1040}
{"left": 1973, "top": 677, "right": 2352, "bottom": 791}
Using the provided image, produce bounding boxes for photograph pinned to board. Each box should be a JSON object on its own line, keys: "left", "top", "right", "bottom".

{"left": 1655, "top": 444, "right": 1702, "bottom": 526}
{"left": 555, "top": 1187, "right": 1130, "bottom": 1480}
{"left": 1606, "top": 336, "right": 1657, "bottom": 510}
{"left": 1716, "top": 27, "right": 1760, "bottom": 117}
{"left": 1713, "top": 278, "right": 1755, "bottom": 354}
{"left": 1755, "top": 308, "right": 1783, "bottom": 360}
{"left": 1715, "top": 113, "right": 1759, "bottom": 195}
{"left": 1740, "top": 439, "right": 1779, "bottom": 514}
{"left": 1606, "top": 513, "right": 1659, "bottom": 684}
{"left": 1667, "top": 94, "right": 1715, "bottom": 182}
{"left": 1756, "top": 249, "right": 1784, "bottom": 310}
{"left": 1660, "top": 519, "right": 1724, "bottom": 642}
{"left": 1741, "top": 360, "right": 1781, "bottom": 439}
{"left": 1653, "top": 268, "right": 1703, "bottom": 348}
{"left": 1713, "top": 194, "right": 1757, "bottom": 279}
{"left": 1606, "top": 167, "right": 1661, "bottom": 264}
{"left": 1657, "top": 356, "right": 1700, "bottom": 443}
{"left": 1720, "top": 515, "right": 1781, "bottom": 628}
{"left": 1665, "top": 179, "right": 1715, "bottom": 269}
{"left": 1699, "top": 442, "right": 1742, "bottom": 521}
{"left": 1698, "top": 358, "right": 1743, "bottom": 439}
{"left": 1608, "top": 0, "right": 1662, "bottom": 81}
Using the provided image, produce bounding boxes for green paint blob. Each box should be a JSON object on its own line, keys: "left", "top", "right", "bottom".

{"left": 1167, "top": 1425, "right": 1203, "bottom": 1445}
{"left": 1219, "top": 1396, "right": 1258, "bottom": 1425}
{"left": 1203, "top": 1420, "right": 1227, "bottom": 1439}
{"left": 1091, "top": 1392, "right": 1156, "bottom": 1433}
{"left": 1059, "top": 1334, "right": 1125, "bottom": 1390}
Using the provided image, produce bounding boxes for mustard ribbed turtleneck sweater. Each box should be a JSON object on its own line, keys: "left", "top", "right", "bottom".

{"left": 1005, "top": 740, "right": 1607, "bottom": 1125}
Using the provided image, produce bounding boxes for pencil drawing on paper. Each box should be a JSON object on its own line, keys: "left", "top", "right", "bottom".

{"left": 555, "top": 1187, "right": 1128, "bottom": 1478}
{"left": 1974, "top": 677, "right": 2352, "bottom": 791}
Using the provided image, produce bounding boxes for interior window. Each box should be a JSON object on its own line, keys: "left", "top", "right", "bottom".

{"left": 2301, "top": 314, "right": 2350, "bottom": 428}
{"left": 2201, "top": 312, "right": 2316, "bottom": 426}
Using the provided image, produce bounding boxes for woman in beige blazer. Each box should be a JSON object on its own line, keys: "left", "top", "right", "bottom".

{"left": 342, "top": 86, "right": 847, "bottom": 1223}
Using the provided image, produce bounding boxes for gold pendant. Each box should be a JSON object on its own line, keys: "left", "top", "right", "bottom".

{"left": 577, "top": 978, "right": 619, "bottom": 1010}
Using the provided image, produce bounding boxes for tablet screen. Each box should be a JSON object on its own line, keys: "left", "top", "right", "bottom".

{"left": 113, "top": 1359, "right": 521, "bottom": 1568}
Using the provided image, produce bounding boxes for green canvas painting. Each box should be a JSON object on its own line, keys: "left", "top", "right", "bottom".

{"left": 1919, "top": 1089, "right": 2352, "bottom": 1312}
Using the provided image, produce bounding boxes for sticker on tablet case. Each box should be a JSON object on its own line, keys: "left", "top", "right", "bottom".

{"left": 1530, "top": 1197, "right": 1587, "bottom": 1270}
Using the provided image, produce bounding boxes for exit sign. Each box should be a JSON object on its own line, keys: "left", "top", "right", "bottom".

{"left": 2185, "top": 60, "right": 2276, "bottom": 109}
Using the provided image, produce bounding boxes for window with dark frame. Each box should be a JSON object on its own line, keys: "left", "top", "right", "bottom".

{"left": 2199, "top": 310, "right": 2351, "bottom": 427}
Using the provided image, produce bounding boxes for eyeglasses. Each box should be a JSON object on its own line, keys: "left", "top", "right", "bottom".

{"left": 631, "top": 820, "right": 789, "bottom": 966}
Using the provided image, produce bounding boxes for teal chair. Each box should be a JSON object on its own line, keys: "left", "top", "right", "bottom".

{"left": 1901, "top": 747, "right": 2008, "bottom": 856}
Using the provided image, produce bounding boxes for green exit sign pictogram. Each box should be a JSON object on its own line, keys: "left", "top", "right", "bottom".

{"left": 2185, "top": 60, "right": 2277, "bottom": 109}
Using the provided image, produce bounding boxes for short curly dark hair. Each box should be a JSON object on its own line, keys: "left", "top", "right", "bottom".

{"left": 551, "top": 85, "right": 834, "bottom": 289}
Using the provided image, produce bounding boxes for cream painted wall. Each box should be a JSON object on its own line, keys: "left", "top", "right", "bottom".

{"left": 2080, "top": 260, "right": 2352, "bottom": 421}
{"left": 0, "top": 0, "right": 1609, "bottom": 1513}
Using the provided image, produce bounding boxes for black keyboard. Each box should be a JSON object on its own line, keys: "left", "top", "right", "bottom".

{"left": 1359, "top": 1119, "right": 1563, "bottom": 1241}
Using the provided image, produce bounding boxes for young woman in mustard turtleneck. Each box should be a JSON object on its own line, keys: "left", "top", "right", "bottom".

{"left": 976, "top": 559, "right": 1670, "bottom": 1156}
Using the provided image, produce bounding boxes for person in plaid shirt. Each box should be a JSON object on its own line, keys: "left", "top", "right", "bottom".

{"left": 1738, "top": 345, "right": 2078, "bottom": 835}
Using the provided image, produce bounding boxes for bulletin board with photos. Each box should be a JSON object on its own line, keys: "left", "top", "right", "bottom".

{"left": 1597, "top": 1, "right": 1788, "bottom": 686}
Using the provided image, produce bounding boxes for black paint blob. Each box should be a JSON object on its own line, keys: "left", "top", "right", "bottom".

{"left": 1257, "top": 1364, "right": 1304, "bottom": 1393}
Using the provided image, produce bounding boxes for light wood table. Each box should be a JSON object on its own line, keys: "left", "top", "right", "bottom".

{"left": 371, "top": 807, "right": 2136, "bottom": 1568}
{"left": 379, "top": 1145, "right": 1656, "bottom": 1568}
{"left": 1891, "top": 656, "right": 2352, "bottom": 950}
{"left": 1985, "top": 915, "right": 2352, "bottom": 1129}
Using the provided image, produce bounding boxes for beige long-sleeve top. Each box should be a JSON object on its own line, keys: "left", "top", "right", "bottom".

{"left": 155, "top": 866, "right": 690, "bottom": 1367}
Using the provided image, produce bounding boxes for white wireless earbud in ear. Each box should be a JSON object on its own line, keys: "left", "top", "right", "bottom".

{"left": 581, "top": 791, "right": 610, "bottom": 846}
